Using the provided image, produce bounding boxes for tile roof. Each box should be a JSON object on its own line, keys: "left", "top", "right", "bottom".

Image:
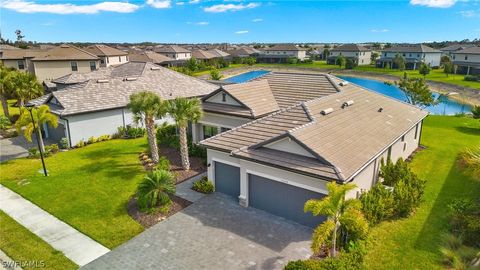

{"left": 31, "top": 44, "right": 99, "bottom": 61}
{"left": 0, "top": 49, "right": 48, "bottom": 60}
{"left": 192, "top": 50, "right": 217, "bottom": 60}
{"left": 382, "top": 44, "right": 441, "bottom": 53}
{"left": 31, "top": 62, "right": 217, "bottom": 116}
{"left": 84, "top": 44, "right": 128, "bottom": 56}
{"left": 454, "top": 46, "right": 480, "bottom": 54}
{"left": 227, "top": 47, "right": 261, "bottom": 56}
{"left": 155, "top": 45, "right": 191, "bottom": 54}
{"left": 264, "top": 44, "right": 307, "bottom": 51}
{"left": 207, "top": 49, "right": 230, "bottom": 58}
{"left": 440, "top": 44, "right": 475, "bottom": 52}
{"left": 200, "top": 76, "right": 428, "bottom": 182}
{"left": 128, "top": 52, "right": 174, "bottom": 64}
{"left": 0, "top": 44, "right": 20, "bottom": 50}
{"left": 331, "top": 44, "right": 370, "bottom": 52}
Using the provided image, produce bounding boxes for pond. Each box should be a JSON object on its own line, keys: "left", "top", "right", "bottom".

{"left": 338, "top": 76, "right": 472, "bottom": 115}
{"left": 223, "top": 70, "right": 270, "bottom": 83}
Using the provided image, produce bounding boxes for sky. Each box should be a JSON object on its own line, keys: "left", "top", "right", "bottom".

{"left": 1, "top": 0, "right": 479, "bottom": 43}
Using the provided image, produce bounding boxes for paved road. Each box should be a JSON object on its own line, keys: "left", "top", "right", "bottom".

{"left": 82, "top": 193, "right": 312, "bottom": 270}
{"left": 0, "top": 136, "right": 36, "bottom": 162}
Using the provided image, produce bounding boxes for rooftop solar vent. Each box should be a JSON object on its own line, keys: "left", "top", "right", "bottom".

{"left": 150, "top": 66, "right": 161, "bottom": 70}
{"left": 342, "top": 100, "right": 354, "bottom": 109}
{"left": 339, "top": 81, "right": 349, "bottom": 86}
{"left": 321, "top": 108, "right": 334, "bottom": 115}
{"left": 124, "top": 77, "right": 138, "bottom": 81}
{"left": 97, "top": 79, "right": 109, "bottom": 83}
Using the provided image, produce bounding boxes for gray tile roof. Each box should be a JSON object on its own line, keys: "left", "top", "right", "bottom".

{"left": 382, "top": 44, "right": 441, "bottom": 53}
{"left": 440, "top": 44, "right": 476, "bottom": 52}
{"left": 155, "top": 45, "right": 191, "bottom": 54}
{"left": 84, "top": 44, "right": 128, "bottom": 57}
{"left": 331, "top": 44, "right": 370, "bottom": 52}
{"left": 264, "top": 44, "right": 307, "bottom": 51}
{"left": 455, "top": 46, "right": 480, "bottom": 54}
{"left": 128, "top": 52, "right": 174, "bottom": 64}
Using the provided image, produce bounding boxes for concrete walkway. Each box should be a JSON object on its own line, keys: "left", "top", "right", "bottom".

{"left": 0, "top": 250, "right": 23, "bottom": 270}
{"left": 0, "top": 185, "right": 110, "bottom": 266}
{"left": 175, "top": 172, "right": 207, "bottom": 203}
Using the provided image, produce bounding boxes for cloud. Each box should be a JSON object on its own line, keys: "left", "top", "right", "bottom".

{"left": 176, "top": 1, "right": 185, "bottom": 5}
{"left": 371, "top": 29, "right": 389, "bottom": 33}
{"left": 188, "top": 0, "right": 200, "bottom": 4}
{"left": 204, "top": 3, "right": 259, "bottom": 13}
{"left": 146, "top": 0, "right": 171, "bottom": 8}
{"left": 41, "top": 22, "right": 54, "bottom": 26}
{"left": 409, "top": 0, "right": 457, "bottom": 8}
{"left": 0, "top": 0, "right": 140, "bottom": 14}
{"left": 252, "top": 18, "right": 263, "bottom": 22}
{"left": 196, "top": 21, "right": 209, "bottom": 25}
{"left": 235, "top": 30, "right": 248, "bottom": 34}
{"left": 458, "top": 9, "right": 477, "bottom": 17}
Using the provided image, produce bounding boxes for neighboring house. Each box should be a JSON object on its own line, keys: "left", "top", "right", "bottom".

{"left": 227, "top": 46, "right": 261, "bottom": 58}
{"left": 0, "top": 44, "right": 20, "bottom": 58}
{"left": 0, "top": 49, "right": 48, "bottom": 74}
{"left": 376, "top": 44, "right": 442, "bottom": 69}
{"left": 327, "top": 44, "right": 372, "bottom": 65}
{"left": 199, "top": 73, "right": 427, "bottom": 227}
{"left": 206, "top": 49, "right": 230, "bottom": 60}
{"left": 451, "top": 46, "right": 480, "bottom": 75}
{"left": 440, "top": 44, "right": 475, "bottom": 58}
{"left": 192, "top": 50, "right": 217, "bottom": 61}
{"left": 84, "top": 44, "right": 129, "bottom": 67}
{"left": 155, "top": 45, "right": 191, "bottom": 60}
{"left": 257, "top": 44, "right": 307, "bottom": 63}
{"left": 127, "top": 51, "right": 175, "bottom": 67}
{"left": 30, "top": 62, "right": 217, "bottom": 147}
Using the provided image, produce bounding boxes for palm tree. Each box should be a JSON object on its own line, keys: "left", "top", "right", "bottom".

{"left": 0, "top": 66, "right": 15, "bottom": 118}
{"left": 127, "top": 91, "right": 167, "bottom": 163}
{"left": 304, "top": 182, "right": 368, "bottom": 257}
{"left": 11, "top": 71, "right": 43, "bottom": 108}
{"left": 15, "top": 105, "right": 58, "bottom": 153}
{"left": 167, "top": 97, "right": 203, "bottom": 171}
{"left": 137, "top": 169, "right": 176, "bottom": 211}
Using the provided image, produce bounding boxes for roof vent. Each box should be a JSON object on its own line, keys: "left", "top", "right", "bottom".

{"left": 341, "top": 100, "right": 354, "bottom": 109}
{"left": 97, "top": 79, "right": 109, "bottom": 83}
{"left": 321, "top": 108, "right": 334, "bottom": 115}
{"left": 60, "top": 44, "right": 70, "bottom": 48}
{"left": 378, "top": 107, "right": 383, "bottom": 112}
{"left": 150, "top": 66, "right": 161, "bottom": 70}
{"left": 339, "top": 81, "right": 349, "bottom": 86}
{"left": 124, "top": 77, "right": 138, "bottom": 81}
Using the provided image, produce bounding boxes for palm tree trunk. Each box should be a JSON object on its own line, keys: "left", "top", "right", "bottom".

{"left": 145, "top": 117, "right": 159, "bottom": 163}
{"left": 37, "top": 126, "right": 45, "bottom": 153}
{"left": 179, "top": 125, "right": 190, "bottom": 171}
{"left": 1, "top": 95, "right": 9, "bottom": 119}
{"left": 332, "top": 220, "right": 338, "bottom": 257}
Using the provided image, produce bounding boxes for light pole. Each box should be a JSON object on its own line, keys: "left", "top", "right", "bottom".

{"left": 25, "top": 104, "right": 48, "bottom": 176}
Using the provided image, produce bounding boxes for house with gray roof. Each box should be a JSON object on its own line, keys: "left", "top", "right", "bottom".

{"left": 376, "top": 44, "right": 442, "bottom": 69}
{"left": 127, "top": 51, "right": 175, "bottom": 67}
{"left": 155, "top": 45, "right": 191, "bottom": 61}
{"left": 451, "top": 46, "right": 480, "bottom": 75}
{"left": 84, "top": 44, "right": 129, "bottom": 67}
{"left": 440, "top": 44, "right": 476, "bottom": 58}
{"left": 327, "top": 44, "right": 372, "bottom": 65}
{"left": 227, "top": 46, "right": 261, "bottom": 58}
{"left": 257, "top": 44, "right": 307, "bottom": 63}
{"left": 198, "top": 72, "right": 428, "bottom": 227}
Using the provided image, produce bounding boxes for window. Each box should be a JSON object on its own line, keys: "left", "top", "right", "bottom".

{"left": 100, "top": 59, "right": 105, "bottom": 64}
{"left": 17, "top": 60, "right": 25, "bottom": 70}
{"left": 107, "top": 58, "right": 109, "bottom": 64}
{"left": 465, "top": 55, "right": 468, "bottom": 60}
{"left": 203, "top": 125, "right": 218, "bottom": 139}
{"left": 417, "top": 54, "right": 420, "bottom": 58}
{"left": 384, "top": 53, "right": 387, "bottom": 57}
{"left": 387, "top": 146, "right": 392, "bottom": 160}
{"left": 453, "top": 55, "right": 456, "bottom": 60}
{"left": 222, "top": 92, "right": 227, "bottom": 102}
{"left": 119, "top": 56, "right": 122, "bottom": 62}
{"left": 90, "top": 61, "right": 96, "bottom": 71}
{"left": 409, "top": 54, "right": 412, "bottom": 57}
{"left": 414, "top": 123, "right": 419, "bottom": 140}
{"left": 71, "top": 61, "right": 78, "bottom": 72}
{"left": 402, "top": 53, "right": 406, "bottom": 57}
{"left": 220, "top": 127, "right": 230, "bottom": 133}
{"left": 401, "top": 135, "right": 405, "bottom": 142}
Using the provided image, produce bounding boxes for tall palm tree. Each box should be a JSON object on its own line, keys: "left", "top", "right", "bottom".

{"left": 11, "top": 71, "right": 43, "bottom": 107}
{"left": 304, "top": 182, "right": 368, "bottom": 257}
{"left": 167, "top": 97, "right": 203, "bottom": 171}
{"left": 127, "top": 91, "right": 167, "bottom": 163}
{"left": 0, "top": 66, "right": 15, "bottom": 118}
{"left": 137, "top": 169, "right": 176, "bottom": 211}
{"left": 15, "top": 105, "right": 58, "bottom": 153}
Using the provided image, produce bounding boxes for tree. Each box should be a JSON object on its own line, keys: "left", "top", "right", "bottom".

{"left": 185, "top": 57, "right": 198, "bottom": 73}
{"left": 243, "top": 57, "right": 256, "bottom": 65}
{"left": 396, "top": 73, "right": 436, "bottom": 107}
{"left": 345, "top": 58, "right": 357, "bottom": 69}
{"left": 336, "top": 55, "right": 345, "bottom": 68}
{"left": 10, "top": 71, "right": 43, "bottom": 107}
{"left": 322, "top": 48, "right": 330, "bottom": 60}
{"left": 304, "top": 182, "right": 368, "bottom": 257}
{"left": 15, "top": 29, "right": 24, "bottom": 43}
{"left": 209, "top": 69, "right": 223, "bottom": 80}
{"left": 167, "top": 97, "right": 203, "bottom": 170}
{"left": 127, "top": 91, "right": 167, "bottom": 163}
{"left": 370, "top": 52, "right": 379, "bottom": 64}
{"left": 15, "top": 105, "right": 58, "bottom": 153}
{"left": 0, "top": 66, "right": 16, "bottom": 118}
{"left": 418, "top": 62, "right": 431, "bottom": 77}
{"left": 444, "top": 62, "right": 454, "bottom": 77}
{"left": 137, "top": 169, "right": 176, "bottom": 211}
{"left": 471, "top": 105, "right": 480, "bottom": 119}
{"left": 393, "top": 54, "right": 406, "bottom": 70}
{"left": 440, "top": 55, "right": 451, "bottom": 67}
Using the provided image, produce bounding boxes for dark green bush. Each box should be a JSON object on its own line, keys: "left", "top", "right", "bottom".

{"left": 156, "top": 123, "right": 178, "bottom": 146}
{"left": 345, "top": 58, "right": 357, "bottom": 69}
{"left": 287, "top": 57, "right": 298, "bottom": 64}
{"left": 126, "top": 127, "right": 145, "bottom": 138}
{"left": 156, "top": 156, "right": 171, "bottom": 171}
{"left": 0, "top": 115, "right": 11, "bottom": 129}
{"left": 464, "top": 75, "right": 480, "bottom": 82}
{"left": 447, "top": 199, "right": 480, "bottom": 247}
{"left": 192, "top": 177, "right": 215, "bottom": 193}
{"left": 284, "top": 259, "right": 323, "bottom": 270}
{"left": 360, "top": 183, "right": 395, "bottom": 225}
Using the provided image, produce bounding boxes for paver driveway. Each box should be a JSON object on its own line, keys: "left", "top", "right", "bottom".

{"left": 82, "top": 193, "right": 313, "bottom": 270}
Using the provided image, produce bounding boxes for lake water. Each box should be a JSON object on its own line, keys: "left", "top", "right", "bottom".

{"left": 338, "top": 76, "right": 472, "bottom": 115}
{"left": 223, "top": 70, "right": 270, "bottom": 83}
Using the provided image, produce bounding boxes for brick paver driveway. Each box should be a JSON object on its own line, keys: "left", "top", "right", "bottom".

{"left": 82, "top": 193, "right": 313, "bottom": 270}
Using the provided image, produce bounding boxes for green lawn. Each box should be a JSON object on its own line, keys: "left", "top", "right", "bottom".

{"left": 0, "top": 138, "right": 147, "bottom": 249}
{"left": 0, "top": 99, "right": 20, "bottom": 118}
{"left": 364, "top": 116, "right": 480, "bottom": 269}
{"left": 0, "top": 211, "right": 77, "bottom": 270}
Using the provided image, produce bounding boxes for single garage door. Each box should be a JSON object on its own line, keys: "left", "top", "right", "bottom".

{"left": 214, "top": 162, "right": 240, "bottom": 198}
{"left": 249, "top": 174, "right": 326, "bottom": 228}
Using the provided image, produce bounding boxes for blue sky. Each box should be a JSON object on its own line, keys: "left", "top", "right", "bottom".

{"left": 1, "top": 0, "right": 479, "bottom": 43}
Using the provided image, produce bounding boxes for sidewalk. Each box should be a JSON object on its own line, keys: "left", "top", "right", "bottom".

{"left": 0, "top": 185, "right": 110, "bottom": 266}
{"left": 175, "top": 172, "right": 207, "bottom": 202}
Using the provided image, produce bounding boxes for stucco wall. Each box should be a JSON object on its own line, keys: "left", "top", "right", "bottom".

{"left": 206, "top": 92, "right": 241, "bottom": 106}
{"left": 33, "top": 60, "right": 100, "bottom": 82}
{"left": 452, "top": 53, "right": 480, "bottom": 64}
{"left": 194, "top": 112, "right": 251, "bottom": 142}
{"left": 263, "top": 50, "right": 307, "bottom": 60}
{"left": 105, "top": 55, "right": 129, "bottom": 67}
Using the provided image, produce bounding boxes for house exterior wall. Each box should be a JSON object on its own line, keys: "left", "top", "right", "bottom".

{"left": 206, "top": 92, "right": 241, "bottom": 106}
{"left": 105, "top": 55, "right": 129, "bottom": 67}
{"left": 193, "top": 112, "right": 251, "bottom": 142}
{"left": 264, "top": 138, "right": 315, "bottom": 158}
{"left": 380, "top": 52, "right": 441, "bottom": 67}
{"left": 33, "top": 60, "right": 100, "bottom": 82}
{"left": 2, "top": 59, "right": 29, "bottom": 72}
{"left": 262, "top": 50, "right": 307, "bottom": 60}
{"left": 159, "top": 52, "right": 191, "bottom": 60}
{"left": 329, "top": 51, "right": 371, "bottom": 65}
{"left": 452, "top": 53, "right": 480, "bottom": 64}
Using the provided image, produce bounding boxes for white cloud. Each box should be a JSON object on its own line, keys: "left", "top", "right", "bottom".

{"left": 204, "top": 3, "right": 259, "bottom": 13}
{"left": 0, "top": 0, "right": 140, "bottom": 14}
{"left": 189, "top": 0, "right": 200, "bottom": 4}
{"left": 252, "top": 18, "right": 263, "bottom": 22}
{"left": 146, "top": 0, "right": 171, "bottom": 9}
{"left": 41, "top": 22, "right": 54, "bottom": 26}
{"left": 176, "top": 2, "right": 185, "bottom": 5}
{"left": 371, "top": 29, "right": 389, "bottom": 33}
{"left": 196, "top": 21, "right": 209, "bottom": 25}
{"left": 458, "top": 9, "right": 477, "bottom": 17}
{"left": 235, "top": 30, "right": 248, "bottom": 34}
{"left": 410, "top": 0, "right": 457, "bottom": 8}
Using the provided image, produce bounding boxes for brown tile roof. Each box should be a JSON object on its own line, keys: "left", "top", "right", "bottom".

{"left": 200, "top": 76, "right": 428, "bottom": 182}
{"left": 127, "top": 52, "right": 174, "bottom": 64}
{"left": 0, "top": 44, "right": 20, "bottom": 50}
{"left": 227, "top": 47, "right": 261, "bottom": 57}
{"left": 0, "top": 49, "right": 48, "bottom": 60}
{"left": 84, "top": 44, "right": 128, "bottom": 56}
{"left": 31, "top": 44, "right": 99, "bottom": 61}
{"left": 206, "top": 49, "right": 230, "bottom": 58}
{"left": 265, "top": 44, "right": 307, "bottom": 51}
{"left": 192, "top": 49, "right": 217, "bottom": 60}
{"left": 155, "top": 45, "right": 191, "bottom": 54}
{"left": 331, "top": 44, "right": 370, "bottom": 52}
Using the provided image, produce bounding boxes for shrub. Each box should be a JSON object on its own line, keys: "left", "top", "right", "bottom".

{"left": 360, "top": 184, "right": 395, "bottom": 225}
{"left": 156, "top": 123, "right": 178, "bottom": 147}
{"left": 284, "top": 259, "right": 323, "bottom": 270}
{"left": 126, "top": 127, "right": 145, "bottom": 138}
{"left": 244, "top": 57, "right": 256, "bottom": 66}
{"left": 471, "top": 105, "right": 480, "bottom": 119}
{"left": 137, "top": 169, "right": 176, "bottom": 211}
{"left": 464, "top": 75, "right": 480, "bottom": 82}
{"left": 59, "top": 137, "right": 69, "bottom": 149}
{"left": 192, "top": 177, "right": 215, "bottom": 193}
{"left": 157, "top": 156, "right": 171, "bottom": 171}
{"left": 209, "top": 69, "right": 223, "bottom": 80}
{"left": 113, "top": 126, "right": 126, "bottom": 138}
{"left": 0, "top": 115, "right": 11, "bottom": 129}
{"left": 28, "top": 147, "right": 39, "bottom": 158}
{"left": 75, "top": 140, "right": 86, "bottom": 148}
{"left": 345, "top": 58, "right": 357, "bottom": 69}
{"left": 87, "top": 136, "right": 97, "bottom": 144}
{"left": 457, "top": 147, "right": 480, "bottom": 181}
{"left": 189, "top": 143, "right": 207, "bottom": 159}
{"left": 447, "top": 199, "right": 480, "bottom": 247}
{"left": 287, "top": 57, "right": 298, "bottom": 64}
{"left": 439, "top": 233, "right": 479, "bottom": 269}
{"left": 45, "top": 144, "right": 59, "bottom": 154}
{"left": 97, "top": 135, "right": 111, "bottom": 141}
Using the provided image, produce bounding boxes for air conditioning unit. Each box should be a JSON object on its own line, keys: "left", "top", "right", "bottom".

{"left": 321, "top": 108, "right": 334, "bottom": 115}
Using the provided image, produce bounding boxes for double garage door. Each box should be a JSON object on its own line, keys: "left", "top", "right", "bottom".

{"left": 214, "top": 161, "right": 325, "bottom": 228}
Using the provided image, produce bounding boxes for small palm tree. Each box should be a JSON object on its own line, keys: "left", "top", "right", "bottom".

{"left": 127, "top": 91, "right": 167, "bottom": 163}
{"left": 0, "top": 66, "right": 16, "bottom": 118}
{"left": 15, "top": 105, "right": 58, "bottom": 153}
{"left": 304, "top": 182, "right": 368, "bottom": 257}
{"left": 137, "top": 169, "right": 176, "bottom": 211}
{"left": 11, "top": 71, "right": 43, "bottom": 107}
{"left": 167, "top": 97, "right": 203, "bottom": 170}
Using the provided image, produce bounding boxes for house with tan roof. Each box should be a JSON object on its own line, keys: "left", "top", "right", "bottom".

{"left": 0, "top": 49, "right": 48, "bottom": 74}
{"left": 227, "top": 46, "right": 261, "bottom": 58}
{"left": 257, "top": 44, "right": 308, "bottom": 63}
{"left": 376, "top": 44, "right": 442, "bottom": 69}
{"left": 84, "top": 44, "right": 129, "bottom": 67}
{"left": 127, "top": 51, "right": 175, "bottom": 67}
{"left": 327, "top": 44, "right": 372, "bottom": 65}
{"left": 155, "top": 45, "right": 191, "bottom": 61}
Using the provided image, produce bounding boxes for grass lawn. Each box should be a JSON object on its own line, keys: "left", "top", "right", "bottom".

{"left": 364, "top": 115, "right": 480, "bottom": 269}
{"left": 193, "top": 63, "right": 247, "bottom": 77}
{"left": 0, "top": 138, "right": 148, "bottom": 249}
{"left": 0, "top": 99, "right": 20, "bottom": 118}
{"left": 0, "top": 211, "right": 77, "bottom": 270}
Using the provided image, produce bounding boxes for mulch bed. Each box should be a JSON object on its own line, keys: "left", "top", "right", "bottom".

{"left": 127, "top": 195, "right": 192, "bottom": 228}
{"left": 158, "top": 145, "right": 207, "bottom": 184}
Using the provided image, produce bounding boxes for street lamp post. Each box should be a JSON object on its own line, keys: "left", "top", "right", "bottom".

{"left": 25, "top": 104, "right": 48, "bottom": 176}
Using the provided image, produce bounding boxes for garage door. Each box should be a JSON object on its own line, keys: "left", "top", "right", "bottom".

{"left": 214, "top": 162, "right": 240, "bottom": 198}
{"left": 249, "top": 174, "right": 325, "bottom": 228}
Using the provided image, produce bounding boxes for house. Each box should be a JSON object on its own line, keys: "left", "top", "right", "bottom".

{"left": 327, "top": 44, "right": 372, "bottom": 65}
{"left": 257, "top": 44, "right": 307, "bottom": 63}
{"left": 227, "top": 46, "right": 261, "bottom": 58}
{"left": 0, "top": 44, "right": 20, "bottom": 58}
{"left": 84, "top": 44, "right": 129, "bottom": 67}
{"left": 127, "top": 51, "right": 175, "bottom": 67}
{"left": 440, "top": 44, "right": 475, "bottom": 58}
{"left": 199, "top": 73, "right": 428, "bottom": 227}
{"left": 30, "top": 62, "right": 217, "bottom": 147}
{"left": 376, "top": 44, "right": 442, "bottom": 69}
{"left": 155, "top": 45, "right": 191, "bottom": 60}
{"left": 451, "top": 46, "right": 480, "bottom": 75}
{"left": 192, "top": 49, "right": 218, "bottom": 61}
{"left": 206, "top": 49, "right": 230, "bottom": 60}
{"left": 0, "top": 49, "right": 48, "bottom": 74}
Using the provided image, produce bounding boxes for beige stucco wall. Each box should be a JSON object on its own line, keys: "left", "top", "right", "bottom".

{"left": 159, "top": 52, "right": 191, "bottom": 60}
{"left": 452, "top": 53, "right": 480, "bottom": 64}
{"left": 263, "top": 50, "right": 307, "bottom": 60}
{"left": 33, "top": 60, "right": 100, "bottom": 82}
{"left": 329, "top": 51, "right": 372, "bottom": 65}
{"left": 105, "top": 55, "right": 129, "bottom": 67}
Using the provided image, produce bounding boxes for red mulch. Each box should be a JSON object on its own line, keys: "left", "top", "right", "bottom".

{"left": 127, "top": 196, "right": 192, "bottom": 228}
{"left": 158, "top": 145, "right": 206, "bottom": 184}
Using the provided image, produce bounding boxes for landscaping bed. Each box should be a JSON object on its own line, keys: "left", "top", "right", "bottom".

{"left": 158, "top": 145, "right": 207, "bottom": 183}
